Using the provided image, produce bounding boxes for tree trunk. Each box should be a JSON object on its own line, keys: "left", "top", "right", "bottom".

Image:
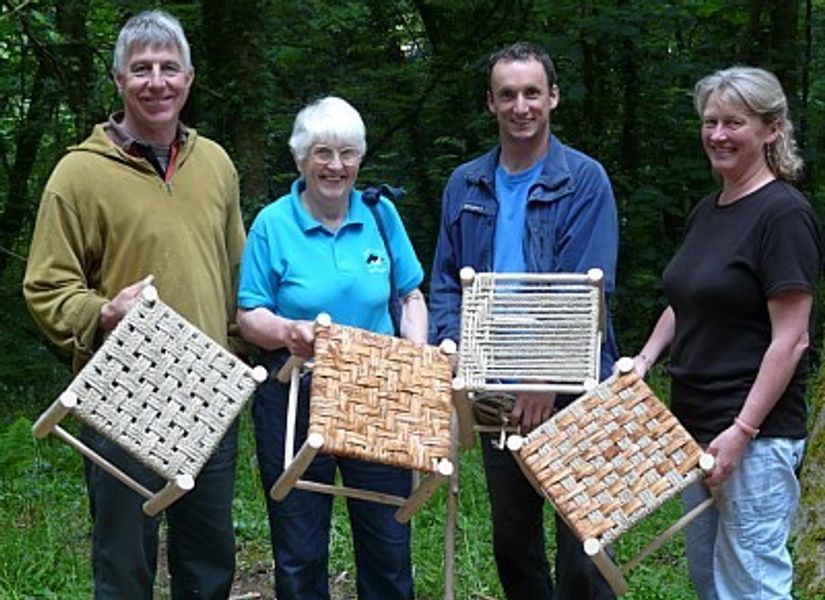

{"left": 791, "top": 353, "right": 825, "bottom": 594}
{"left": 0, "top": 0, "right": 98, "bottom": 276}
{"left": 55, "top": 0, "right": 104, "bottom": 136}
{"left": 200, "top": 0, "right": 271, "bottom": 205}
{"left": 769, "top": 0, "right": 799, "bottom": 99}
{"left": 0, "top": 67, "right": 62, "bottom": 275}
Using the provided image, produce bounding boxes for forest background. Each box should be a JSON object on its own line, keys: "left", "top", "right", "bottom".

{"left": 2, "top": 0, "right": 825, "bottom": 598}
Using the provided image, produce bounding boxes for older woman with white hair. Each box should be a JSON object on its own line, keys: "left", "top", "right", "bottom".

{"left": 236, "top": 96, "right": 426, "bottom": 600}
{"left": 635, "top": 67, "right": 821, "bottom": 599}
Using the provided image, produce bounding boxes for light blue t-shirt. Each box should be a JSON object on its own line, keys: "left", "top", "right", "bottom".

{"left": 237, "top": 179, "right": 424, "bottom": 336}
{"left": 493, "top": 160, "right": 544, "bottom": 273}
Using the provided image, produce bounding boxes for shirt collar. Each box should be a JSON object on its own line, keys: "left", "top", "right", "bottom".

{"left": 105, "top": 111, "right": 188, "bottom": 153}
{"left": 289, "top": 178, "right": 367, "bottom": 234}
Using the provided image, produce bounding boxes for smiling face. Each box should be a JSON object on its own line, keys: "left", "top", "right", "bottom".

{"left": 115, "top": 43, "right": 193, "bottom": 144}
{"left": 487, "top": 57, "right": 559, "bottom": 147}
{"left": 300, "top": 142, "right": 362, "bottom": 208}
{"left": 701, "top": 91, "right": 779, "bottom": 185}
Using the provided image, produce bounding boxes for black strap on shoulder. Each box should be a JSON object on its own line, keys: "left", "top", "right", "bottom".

{"left": 362, "top": 184, "right": 406, "bottom": 336}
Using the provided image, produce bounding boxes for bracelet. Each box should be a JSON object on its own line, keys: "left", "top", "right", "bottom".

{"left": 734, "top": 417, "right": 760, "bottom": 439}
{"left": 638, "top": 353, "right": 654, "bottom": 369}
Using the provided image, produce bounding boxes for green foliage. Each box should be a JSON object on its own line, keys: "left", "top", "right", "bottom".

{"left": 0, "top": 408, "right": 90, "bottom": 598}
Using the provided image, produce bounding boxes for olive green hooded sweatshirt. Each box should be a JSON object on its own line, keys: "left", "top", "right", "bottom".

{"left": 23, "top": 123, "right": 246, "bottom": 371}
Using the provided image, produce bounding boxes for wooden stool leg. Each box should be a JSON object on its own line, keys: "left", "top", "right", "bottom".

{"left": 283, "top": 365, "right": 303, "bottom": 467}
{"left": 32, "top": 391, "right": 77, "bottom": 438}
{"left": 51, "top": 424, "right": 154, "bottom": 499}
{"left": 444, "top": 414, "right": 460, "bottom": 600}
{"left": 143, "top": 474, "right": 195, "bottom": 516}
{"left": 451, "top": 378, "right": 475, "bottom": 449}
{"left": 395, "top": 459, "right": 453, "bottom": 523}
{"left": 584, "top": 538, "right": 629, "bottom": 595}
{"left": 271, "top": 432, "right": 324, "bottom": 501}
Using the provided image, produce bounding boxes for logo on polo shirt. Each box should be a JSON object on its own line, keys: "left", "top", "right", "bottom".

{"left": 363, "top": 247, "right": 388, "bottom": 274}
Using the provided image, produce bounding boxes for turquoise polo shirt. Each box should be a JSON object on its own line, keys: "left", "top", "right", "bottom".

{"left": 237, "top": 178, "right": 424, "bottom": 336}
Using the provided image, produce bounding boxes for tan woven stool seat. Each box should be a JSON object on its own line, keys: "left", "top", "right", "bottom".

{"left": 270, "top": 314, "right": 455, "bottom": 523}
{"left": 32, "top": 285, "right": 267, "bottom": 515}
{"left": 509, "top": 357, "right": 715, "bottom": 595}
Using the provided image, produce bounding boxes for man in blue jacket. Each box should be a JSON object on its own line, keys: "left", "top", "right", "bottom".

{"left": 430, "top": 42, "right": 619, "bottom": 600}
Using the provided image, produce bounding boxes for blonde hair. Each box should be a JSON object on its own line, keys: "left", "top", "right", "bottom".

{"left": 694, "top": 66, "right": 803, "bottom": 181}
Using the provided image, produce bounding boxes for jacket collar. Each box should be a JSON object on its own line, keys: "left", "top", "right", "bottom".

{"left": 465, "top": 134, "right": 573, "bottom": 200}
{"left": 105, "top": 111, "right": 188, "bottom": 153}
{"left": 69, "top": 122, "right": 197, "bottom": 179}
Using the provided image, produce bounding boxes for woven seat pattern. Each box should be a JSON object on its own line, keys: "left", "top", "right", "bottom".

{"left": 69, "top": 295, "right": 259, "bottom": 480}
{"left": 518, "top": 370, "right": 704, "bottom": 545}
{"left": 459, "top": 273, "right": 601, "bottom": 389}
{"left": 309, "top": 323, "right": 453, "bottom": 473}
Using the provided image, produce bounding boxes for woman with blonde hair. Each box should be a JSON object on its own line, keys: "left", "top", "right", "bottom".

{"left": 635, "top": 67, "right": 821, "bottom": 598}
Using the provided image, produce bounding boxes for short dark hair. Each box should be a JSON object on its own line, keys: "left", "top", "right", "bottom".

{"left": 487, "top": 42, "right": 557, "bottom": 91}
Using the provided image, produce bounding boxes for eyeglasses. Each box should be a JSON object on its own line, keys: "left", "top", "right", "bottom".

{"left": 310, "top": 145, "right": 361, "bottom": 167}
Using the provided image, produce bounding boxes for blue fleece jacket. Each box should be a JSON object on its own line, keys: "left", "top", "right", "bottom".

{"left": 429, "top": 134, "right": 619, "bottom": 378}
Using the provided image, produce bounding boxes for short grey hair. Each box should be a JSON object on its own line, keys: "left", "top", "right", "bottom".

{"left": 694, "top": 66, "right": 803, "bottom": 181}
{"left": 289, "top": 96, "right": 367, "bottom": 164}
{"left": 112, "top": 10, "right": 192, "bottom": 75}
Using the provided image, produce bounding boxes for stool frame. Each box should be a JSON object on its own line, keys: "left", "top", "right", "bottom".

{"left": 32, "top": 284, "right": 266, "bottom": 516}
{"left": 270, "top": 313, "right": 456, "bottom": 523}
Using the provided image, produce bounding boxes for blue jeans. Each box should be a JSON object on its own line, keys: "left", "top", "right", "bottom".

{"left": 253, "top": 371, "right": 414, "bottom": 600}
{"left": 481, "top": 432, "right": 616, "bottom": 600}
{"left": 82, "top": 422, "right": 238, "bottom": 600}
{"left": 682, "top": 437, "right": 805, "bottom": 600}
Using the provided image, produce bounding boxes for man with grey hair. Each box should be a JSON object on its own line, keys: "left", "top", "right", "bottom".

{"left": 24, "top": 10, "right": 245, "bottom": 598}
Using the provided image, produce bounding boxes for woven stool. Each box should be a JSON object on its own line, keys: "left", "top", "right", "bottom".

{"left": 442, "top": 268, "right": 607, "bottom": 599}
{"left": 270, "top": 314, "right": 455, "bottom": 523}
{"left": 452, "top": 267, "right": 605, "bottom": 447}
{"left": 32, "top": 285, "right": 267, "bottom": 516}
{"left": 508, "top": 357, "right": 715, "bottom": 595}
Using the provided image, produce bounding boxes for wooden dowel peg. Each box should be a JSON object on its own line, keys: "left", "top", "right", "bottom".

{"left": 32, "top": 391, "right": 76, "bottom": 438}
{"left": 143, "top": 474, "right": 195, "bottom": 516}
{"left": 699, "top": 453, "right": 715, "bottom": 474}
{"left": 271, "top": 432, "right": 324, "bottom": 501}
{"left": 459, "top": 267, "right": 476, "bottom": 287}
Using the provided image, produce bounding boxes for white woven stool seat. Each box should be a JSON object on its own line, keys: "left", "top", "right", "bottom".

{"left": 33, "top": 286, "right": 266, "bottom": 514}
{"left": 458, "top": 269, "right": 604, "bottom": 394}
